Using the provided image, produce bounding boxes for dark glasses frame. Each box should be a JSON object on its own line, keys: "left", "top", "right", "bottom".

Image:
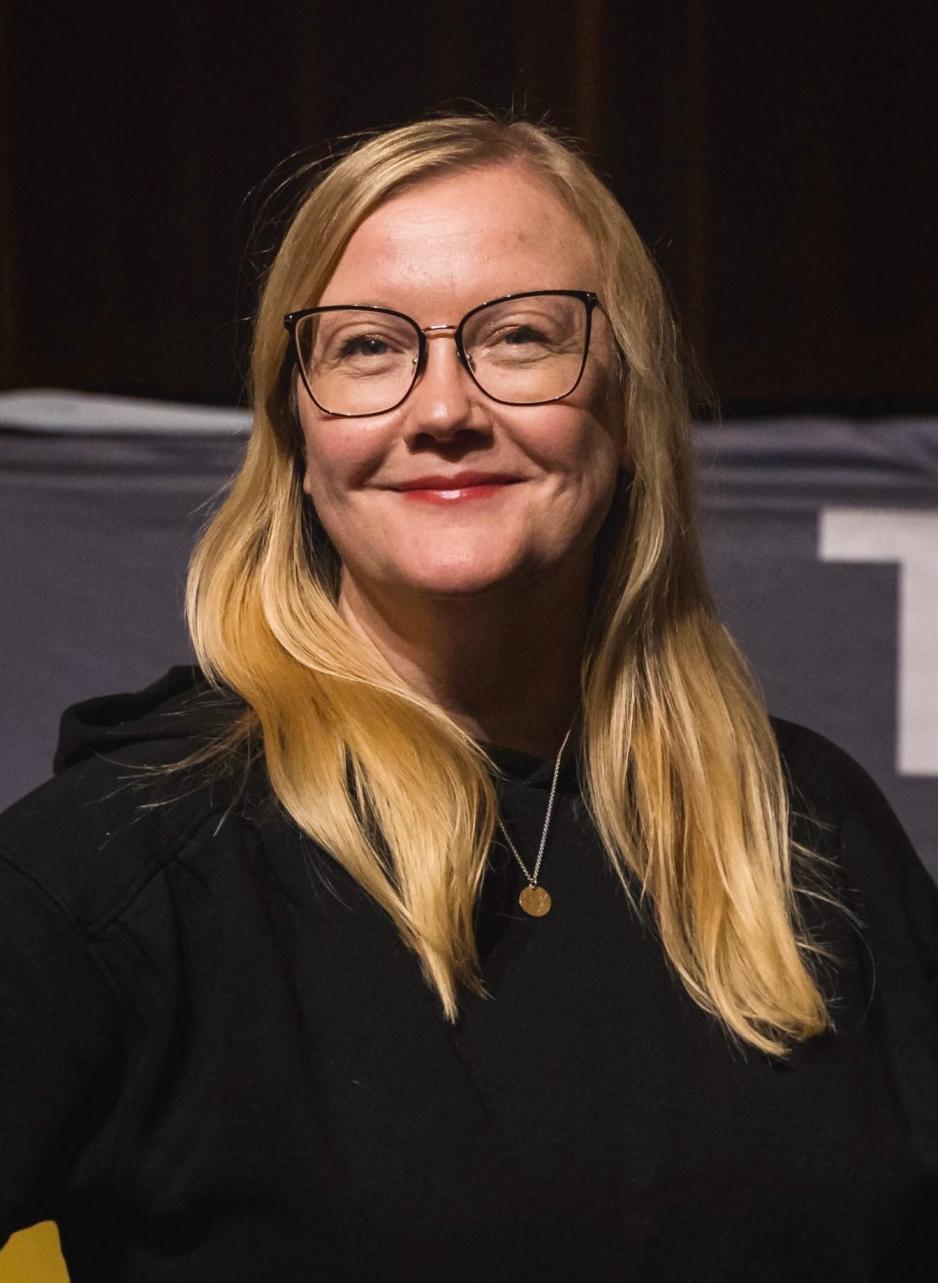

{"left": 283, "top": 289, "right": 600, "bottom": 417}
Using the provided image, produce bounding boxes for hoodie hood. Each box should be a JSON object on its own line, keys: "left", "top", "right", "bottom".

{"left": 53, "top": 666, "right": 241, "bottom": 774}
{"left": 51, "top": 667, "right": 582, "bottom": 795}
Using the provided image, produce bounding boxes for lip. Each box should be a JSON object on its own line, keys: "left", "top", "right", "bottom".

{"left": 387, "top": 472, "right": 522, "bottom": 506}
{"left": 389, "top": 472, "right": 521, "bottom": 491}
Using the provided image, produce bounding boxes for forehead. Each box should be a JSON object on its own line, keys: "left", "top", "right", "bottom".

{"left": 317, "top": 163, "right": 598, "bottom": 313}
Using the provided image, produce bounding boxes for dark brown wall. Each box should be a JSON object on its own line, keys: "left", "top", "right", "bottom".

{"left": 2, "top": 1, "right": 936, "bottom": 411}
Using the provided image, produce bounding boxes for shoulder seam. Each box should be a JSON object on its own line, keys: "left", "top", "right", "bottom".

{"left": 92, "top": 804, "right": 243, "bottom": 935}
{"left": 0, "top": 852, "right": 127, "bottom": 1023}
{"left": 0, "top": 799, "right": 241, "bottom": 937}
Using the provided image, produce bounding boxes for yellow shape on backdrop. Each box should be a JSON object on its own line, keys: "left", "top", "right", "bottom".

{"left": 0, "top": 1223, "right": 69, "bottom": 1283}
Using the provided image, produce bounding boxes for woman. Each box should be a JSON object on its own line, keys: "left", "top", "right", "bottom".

{"left": 2, "top": 116, "right": 936, "bottom": 1280}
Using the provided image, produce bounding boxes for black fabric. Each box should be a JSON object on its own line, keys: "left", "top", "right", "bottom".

{"left": 1, "top": 669, "right": 937, "bottom": 1280}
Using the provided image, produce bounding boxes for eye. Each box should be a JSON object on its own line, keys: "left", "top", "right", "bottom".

{"left": 477, "top": 321, "right": 556, "bottom": 362}
{"left": 338, "top": 334, "right": 393, "bottom": 359}
{"left": 501, "top": 324, "right": 550, "bottom": 346}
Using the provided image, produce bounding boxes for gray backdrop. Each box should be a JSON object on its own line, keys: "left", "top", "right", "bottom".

{"left": 2, "top": 391, "right": 936, "bottom": 877}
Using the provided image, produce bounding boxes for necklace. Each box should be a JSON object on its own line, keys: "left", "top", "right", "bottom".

{"left": 495, "top": 727, "right": 572, "bottom": 918}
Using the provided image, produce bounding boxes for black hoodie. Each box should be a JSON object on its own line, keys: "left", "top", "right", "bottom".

{"left": 1, "top": 668, "right": 937, "bottom": 1281}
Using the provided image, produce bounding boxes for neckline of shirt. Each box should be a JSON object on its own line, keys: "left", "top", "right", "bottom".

{"left": 480, "top": 742, "right": 581, "bottom": 794}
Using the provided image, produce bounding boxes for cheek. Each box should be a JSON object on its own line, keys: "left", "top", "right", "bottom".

{"left": 301, "top": 436, "right": 342, "bottom": 504}
{"left": 535, "top": 400, "right": 624, "bottom": 499}
{"left": 552, "top": 413, "right": 625, "bottom": 547}
{"left": 577, "top": 443, "right": 624, "bottom": 544}
{"left": 299, "top": 414, "right": 383, "bottom": 502}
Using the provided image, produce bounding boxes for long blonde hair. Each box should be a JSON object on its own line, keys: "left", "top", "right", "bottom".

{"left": 188, "top": 116, "right": 846, "bottom": 1057}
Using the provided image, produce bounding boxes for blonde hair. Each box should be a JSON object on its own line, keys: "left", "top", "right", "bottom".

{"left": 188, "top": 116, "right": 847, "bottom": 1058}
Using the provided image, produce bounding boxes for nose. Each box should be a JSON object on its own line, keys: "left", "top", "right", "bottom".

{"left": 402, "top": 329, "right": 481, "bottom": 440}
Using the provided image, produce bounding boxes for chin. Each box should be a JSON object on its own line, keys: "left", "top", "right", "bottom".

{"left": 402, "top": 574, "right": 517, "bottom": 600}
{"left": 393, "top": 556, "right": 528, "bottom": 599}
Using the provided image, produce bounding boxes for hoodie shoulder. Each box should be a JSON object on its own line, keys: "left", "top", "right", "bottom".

{"left": 772, "top": 719, "right": 938, "bottom": 1006}
{"left": 768, "top": 716, "right": 922, "bottom": 853}
{"left": 769, "top": 717, "right": 880, "bottom": 822}
{"left": 770, "top": 714, "right": 936, "bottom": 906}
{"left": 0, "top": 668, "right": 253, "bottom": 931}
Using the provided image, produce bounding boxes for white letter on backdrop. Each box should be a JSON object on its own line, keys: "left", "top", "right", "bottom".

{"left": 820, "top": 508, "right": 938, "bottom": 776}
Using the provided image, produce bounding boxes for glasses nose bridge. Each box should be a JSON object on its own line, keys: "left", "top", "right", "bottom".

{"left": 417, "top": 320, "right": 469, "bottom": 373}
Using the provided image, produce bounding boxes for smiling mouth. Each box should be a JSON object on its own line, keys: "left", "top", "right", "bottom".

{"left": 395, "top": 481, "right": 520, "bottom": 504}
{"left": 387, "top": 473, "right": 523, "bottom": 503}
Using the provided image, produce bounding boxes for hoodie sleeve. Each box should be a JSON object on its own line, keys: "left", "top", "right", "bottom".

{"left": 0, "top": 853, "right": 122, "bottom": 1246}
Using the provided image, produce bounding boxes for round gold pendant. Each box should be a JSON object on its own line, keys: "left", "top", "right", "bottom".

{"left": 519, "top": 884, "right": 552, "bottom": 917}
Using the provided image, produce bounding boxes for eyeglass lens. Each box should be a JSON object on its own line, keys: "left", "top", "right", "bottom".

{"left": 293, "top": 293, "right": 589, "bottom": 416}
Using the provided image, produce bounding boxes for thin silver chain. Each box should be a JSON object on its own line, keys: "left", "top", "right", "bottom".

{"left": 495, "top": 727, "right": 572, "bottom": 887}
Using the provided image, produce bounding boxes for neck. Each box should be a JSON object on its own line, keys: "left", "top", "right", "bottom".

{"left": 338, "top": 568, "right": 589, "bottom": 760}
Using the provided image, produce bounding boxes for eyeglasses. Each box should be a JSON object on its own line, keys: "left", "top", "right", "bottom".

{"left": 283, "top": 289, "right": 599, "bottom": 417}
